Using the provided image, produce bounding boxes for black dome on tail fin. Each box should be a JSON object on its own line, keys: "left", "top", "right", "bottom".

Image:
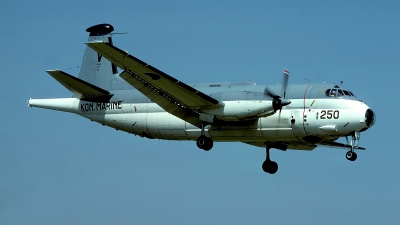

{"left": 86, "top": 24, "right": 114, "bottom": 36}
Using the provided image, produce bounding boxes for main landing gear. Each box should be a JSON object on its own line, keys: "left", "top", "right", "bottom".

{"left": 346, "top": 131, "right": 360, "bottom": 162}
{"left": 262, "top": 146, "right": 278, "bottom": 174}
{"left": 196, "top": 123, "right": 213, "bottom": 151}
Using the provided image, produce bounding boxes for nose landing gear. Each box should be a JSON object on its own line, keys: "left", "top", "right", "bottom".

{"left": 346, "top": 131, "right": 360, "bottom": 161}
{"left": 346, "top": 151, "right": 357, "bottom": 161}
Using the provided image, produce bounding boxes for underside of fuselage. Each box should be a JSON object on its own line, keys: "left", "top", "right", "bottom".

{"left": 29, "top": 81, "right": 374, "bottom": 151}
{"left": 73, "top": 83, "right": 372, "bottom": 152}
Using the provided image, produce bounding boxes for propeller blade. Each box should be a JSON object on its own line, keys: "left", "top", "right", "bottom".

{"left": 264, "top": 69, "right": 292, "bottom": 113}
{"left": 264, "top": 87, "right": 278, "bottom": 98}
{"left": 281, "top": 69, "right": 290, "bottom": 99}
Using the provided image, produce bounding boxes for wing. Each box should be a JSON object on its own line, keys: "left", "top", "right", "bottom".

{"left": 47, "top": 70, "right": 113, "bottom": 102}
{"left": 86, "top": 41, "right": 223, "bottom": 126}
{"left": 319, "top": 141, "right": 366, "bottom": 150}
{"left": 244, "top": 141, "right": 365, "bottom": 151}
{"left": 244, "top": 141, "right": 317, "bottom": 150}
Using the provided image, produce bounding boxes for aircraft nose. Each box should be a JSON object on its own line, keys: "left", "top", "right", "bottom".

{"left": 365, "top": 108, "right": 376, "bottom": 129}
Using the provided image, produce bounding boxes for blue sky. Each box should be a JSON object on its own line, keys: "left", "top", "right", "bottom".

{"left": 1, "top": 0, "right": 399, "bottom": 224}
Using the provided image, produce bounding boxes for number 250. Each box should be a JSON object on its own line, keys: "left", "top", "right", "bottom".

{"left": 320, "top": 110, "right": 339, "bottom": 119}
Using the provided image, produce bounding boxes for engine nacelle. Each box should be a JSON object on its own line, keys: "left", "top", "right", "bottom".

{"left": 200, "top": 100, "right": 275, "bottom": 122}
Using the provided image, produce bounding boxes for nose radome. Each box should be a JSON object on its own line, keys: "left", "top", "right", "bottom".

{"left": 365, "top": 108, "right": 375, "bottom": 128}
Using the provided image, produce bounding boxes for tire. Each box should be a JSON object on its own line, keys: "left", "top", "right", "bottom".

{"left": 350, "top": 152, "right": 357, "bottom": 161}
{"left": 196, "top": 136, "right": 213, "bottom": 151}
{"left": 202, "top": 137, "right": 213, "bottom": 151}
{"left": 346, "top": 151, "right": 357, "bottom": 161}
{"left": 262, "top": 160, "right": 278, "bottom": 174}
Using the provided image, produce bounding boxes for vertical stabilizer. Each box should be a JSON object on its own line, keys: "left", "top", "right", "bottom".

{"left": 79, "top": 23, "right": 130, "bottom": 91}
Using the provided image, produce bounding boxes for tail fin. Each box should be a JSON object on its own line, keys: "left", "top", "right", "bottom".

{"left": 78, "top": 23, "right": 130, "bottom": 91}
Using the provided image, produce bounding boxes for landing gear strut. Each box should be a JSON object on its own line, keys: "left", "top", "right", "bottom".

{"left": 262, "top": 146, "right": 278, "bottom": 174}
{"left": 196, "top": 123, "right": 213, "bottom": 151}
{"left": 346, "top": 131, "right": 360, "bottom": 161}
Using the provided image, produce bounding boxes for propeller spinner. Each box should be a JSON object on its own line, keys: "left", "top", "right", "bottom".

{"left": 265, "top": 69, "right": 291, "bottom": 112}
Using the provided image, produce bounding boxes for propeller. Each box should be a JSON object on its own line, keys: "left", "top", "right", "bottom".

{"left": 264, "top": 69, "right": 291, "bottom": 113}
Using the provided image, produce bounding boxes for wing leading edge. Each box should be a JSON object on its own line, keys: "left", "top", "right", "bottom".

{"left": 319, "top": 141, "right": 366, "bottom": 150}
{"left": 86, "top": 41, "right": 223, "bottom": 126}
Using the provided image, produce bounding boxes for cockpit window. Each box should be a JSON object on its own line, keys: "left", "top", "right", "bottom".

{"left": 325, "top": 89, "right": 337, "bottom": 97}
{"left": 325, "top": 89, "right": 331, "bottom": 96}
{"left": 343, "top": 90, "right": 351, "bottom": 96}
{"left": 325, "top": 88, "right": 356, "bottom": 98}
{"left": 330, "top": 89, "right": 337, "bottom": 97}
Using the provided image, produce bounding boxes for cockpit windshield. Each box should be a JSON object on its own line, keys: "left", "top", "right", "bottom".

{"left": 325, "top": 88, "right": 356, "bottom": 98}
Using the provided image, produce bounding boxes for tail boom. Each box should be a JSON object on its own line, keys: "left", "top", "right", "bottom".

{"left": 27, "top": 98, "right": 79, "bottom": 113}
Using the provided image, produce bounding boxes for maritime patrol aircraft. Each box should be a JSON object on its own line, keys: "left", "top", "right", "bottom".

{"left": 28, "top": 24, "right": 376, "bottom": 174}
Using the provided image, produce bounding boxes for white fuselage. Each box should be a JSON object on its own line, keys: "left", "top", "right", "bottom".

{"left": 28, "top": 85, "right": 370, "bottom": 150}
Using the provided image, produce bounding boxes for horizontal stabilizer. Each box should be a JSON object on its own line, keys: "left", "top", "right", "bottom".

{"left": 46, "top": 70, "right": 113, "bottom": 102}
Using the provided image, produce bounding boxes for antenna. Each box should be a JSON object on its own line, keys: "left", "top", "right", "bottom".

{"left": 111, "top": 32, "right": 130, "bottom": 35}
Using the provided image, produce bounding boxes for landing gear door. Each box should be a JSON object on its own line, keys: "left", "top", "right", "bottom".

{"left": 291, "top": 110, "right": 306, "bottom": 138}
{"left": 304, "top": 109, "right": 316, "bottom": 125}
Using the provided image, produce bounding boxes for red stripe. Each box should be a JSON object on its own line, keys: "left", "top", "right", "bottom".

{"left": 302, "top": 84, "right": 312, "bottom": 127}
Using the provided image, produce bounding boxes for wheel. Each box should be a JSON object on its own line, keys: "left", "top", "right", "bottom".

{"left": 345, "top": 151, "right": 352, "bottom": 160}
{"left": 262, "top": 160, "right": 278, "bottom": 174}
{"left": 196, "top": 136, "right": 206, "bottom": 149}
{"left": 346, "top": 151, "right": 357, "bottom": 161}
{"left": 196, "top": 136, "right": 213, "bottom": 151}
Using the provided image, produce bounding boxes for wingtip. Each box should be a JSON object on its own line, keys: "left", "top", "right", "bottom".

{"left": 46, "top": 69, "right": 60, "bottom": 72}
{"left": 27, "top": 98, "right": 32, "bottom": 107}
{"left": 85, "top": 40, "right": 105, "bottom": 45}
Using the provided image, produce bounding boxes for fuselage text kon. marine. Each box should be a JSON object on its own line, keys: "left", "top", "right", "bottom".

{"left": 80, "top": 101, "right": 122, "bottom": 112}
